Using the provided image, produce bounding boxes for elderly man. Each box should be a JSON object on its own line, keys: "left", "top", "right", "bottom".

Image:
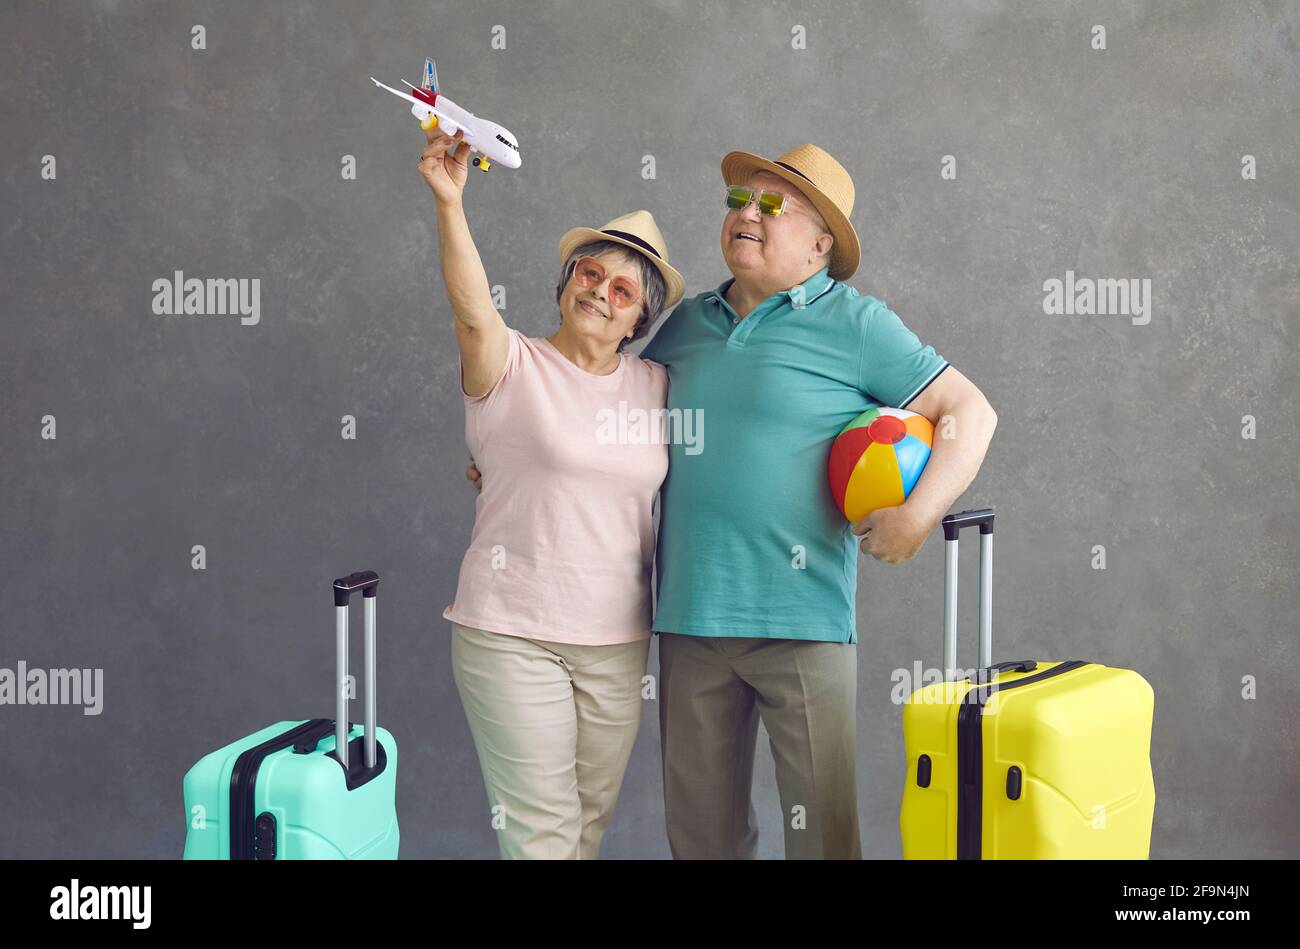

{"left": 636, "top": 144, "right": 998, "bottom": 859}
{"left": 468, "top": 144, "right": 997, "bottom": 858}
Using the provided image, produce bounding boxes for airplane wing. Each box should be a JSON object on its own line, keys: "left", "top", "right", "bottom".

{"left": 370, "top": 78, "right": 474, "bottom": 139}
{"left": 370, "top": 77, "right": 426, "bottom": 108}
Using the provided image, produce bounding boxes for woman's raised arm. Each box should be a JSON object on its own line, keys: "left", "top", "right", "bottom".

{"left": 420, "top": 128, "right": 509, "bottom": 398}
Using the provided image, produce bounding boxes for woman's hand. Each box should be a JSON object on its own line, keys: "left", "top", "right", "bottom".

{"left": 419, "top": 126, "right": 469, "bottom": 205}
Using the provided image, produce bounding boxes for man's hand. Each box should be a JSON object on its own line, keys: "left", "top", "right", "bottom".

{"left": 852, "top": 502, "right": 936, "bottom": 563}
{"left": 466, "top": 453, "right": 482, "bottom": 494}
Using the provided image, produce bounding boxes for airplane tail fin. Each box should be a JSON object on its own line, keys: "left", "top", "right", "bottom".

{"left": 421, "top": 57, "right": 439, "bottom": 93}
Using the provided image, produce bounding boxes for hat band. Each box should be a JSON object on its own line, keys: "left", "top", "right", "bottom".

{"left": 600, "top": 229, "right": 663, "bottom": 261}
{"left": 774, "top": 161, "right": 813, "bottom": 184}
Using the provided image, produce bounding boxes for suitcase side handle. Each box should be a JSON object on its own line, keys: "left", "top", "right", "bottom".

{"left": 941, "top": 508, "right": 994, "bottom": 680}
{"left": 960, "top": 659, "right": 1037, "bottom": 682}
{"left": 332, "top": 571, "right": 381, "bottom": 773}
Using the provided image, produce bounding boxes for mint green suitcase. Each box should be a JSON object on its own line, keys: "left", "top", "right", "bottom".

{"left": 182, "top": 571, "right": 399, "bottom": 859}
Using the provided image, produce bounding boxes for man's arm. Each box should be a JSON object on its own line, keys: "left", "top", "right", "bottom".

{"left": 853, "top": 366, "right": 998, "bottom": 563}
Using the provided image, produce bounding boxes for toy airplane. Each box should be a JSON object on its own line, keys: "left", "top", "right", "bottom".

{"left": 371, "top": 57, "right": 521, "bottom": 172}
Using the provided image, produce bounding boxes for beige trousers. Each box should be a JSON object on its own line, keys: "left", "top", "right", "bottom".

{"left": 450, "top": 622, "right": 650, "bottom": 859}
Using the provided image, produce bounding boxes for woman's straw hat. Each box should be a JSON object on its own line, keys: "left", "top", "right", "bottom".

{"left": 558, "top": 209, "right": 685, "bottom": 308}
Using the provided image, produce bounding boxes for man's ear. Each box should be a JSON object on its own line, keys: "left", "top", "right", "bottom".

{"left": 814, "top": 231, "right": 834, "bottom": 264}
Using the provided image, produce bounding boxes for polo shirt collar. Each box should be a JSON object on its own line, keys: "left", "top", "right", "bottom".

{"left": 705, "top": 266, "right": 834, "bottom": 311}
{"left": 787, "top": 266, "right": 833, "bottom": 309}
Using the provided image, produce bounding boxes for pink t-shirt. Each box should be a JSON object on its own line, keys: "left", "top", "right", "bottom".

{"left": 442, "top": 328, "right": 669, "bottom": 645}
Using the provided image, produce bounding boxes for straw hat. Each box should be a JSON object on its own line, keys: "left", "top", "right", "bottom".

{"left": 720, "top": 144, "right": 861, "bottom": 280}
{"left": 557, "top": 209, "right": 685, "bottom": 309}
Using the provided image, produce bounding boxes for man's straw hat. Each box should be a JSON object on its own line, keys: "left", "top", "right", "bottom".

{"left": 720, "top": 144, "right": 861, "bottom": 280}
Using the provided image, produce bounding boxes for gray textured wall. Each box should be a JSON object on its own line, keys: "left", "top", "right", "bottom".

{"left": 2, "top": 0, "right": 1296, "bottom": 859}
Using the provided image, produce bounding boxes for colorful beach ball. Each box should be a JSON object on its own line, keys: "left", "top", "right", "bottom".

{"left": 828, "top": 405, "right": 934, "bottom": 522}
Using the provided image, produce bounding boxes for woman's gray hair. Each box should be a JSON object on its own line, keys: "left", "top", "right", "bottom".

{"left": 555, "top": 240, "right": 667, "bottom": 350}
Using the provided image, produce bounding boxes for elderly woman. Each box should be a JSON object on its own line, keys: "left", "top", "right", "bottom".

{"left": 419, "top": 126, "right": 683, "bottom": 859}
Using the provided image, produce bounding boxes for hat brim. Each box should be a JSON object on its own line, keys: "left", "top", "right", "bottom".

{"left": 721, "top": 151, "right": 861, "bottom": 281}
{"left": 557, "top": 227, "right": 685, "bottom": 310}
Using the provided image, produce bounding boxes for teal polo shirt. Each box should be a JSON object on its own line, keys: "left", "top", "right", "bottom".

{"left": 639, "top": 265, "right": 949, "bottom": 644}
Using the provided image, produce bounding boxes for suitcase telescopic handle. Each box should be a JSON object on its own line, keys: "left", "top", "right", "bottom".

{"left": 332, "top": 571, "right": 380, "bottom": 772}
{"left": 333, "top": 570, "right": 380, "bottom": 605}
{"left": 941, "top": 509, "right": 994, "bottom": 680}
{"left": 942, "top": 509, "right": 995, "bottom": 540}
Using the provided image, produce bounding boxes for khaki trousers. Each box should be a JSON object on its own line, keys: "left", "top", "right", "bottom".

{"left": 450, "top": 622, "right": 649, "bottom": 859}
{"left": 658, "top": 631, "right": 862, "bottom": 859}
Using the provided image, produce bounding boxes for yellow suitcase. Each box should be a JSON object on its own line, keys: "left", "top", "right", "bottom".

{"left": 900, "top": 509, "right": 1156, "bottom": 859}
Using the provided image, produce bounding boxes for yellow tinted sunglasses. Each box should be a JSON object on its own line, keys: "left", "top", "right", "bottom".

{"left": 724, "top": 186, "right": 790, "bottom": 216}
